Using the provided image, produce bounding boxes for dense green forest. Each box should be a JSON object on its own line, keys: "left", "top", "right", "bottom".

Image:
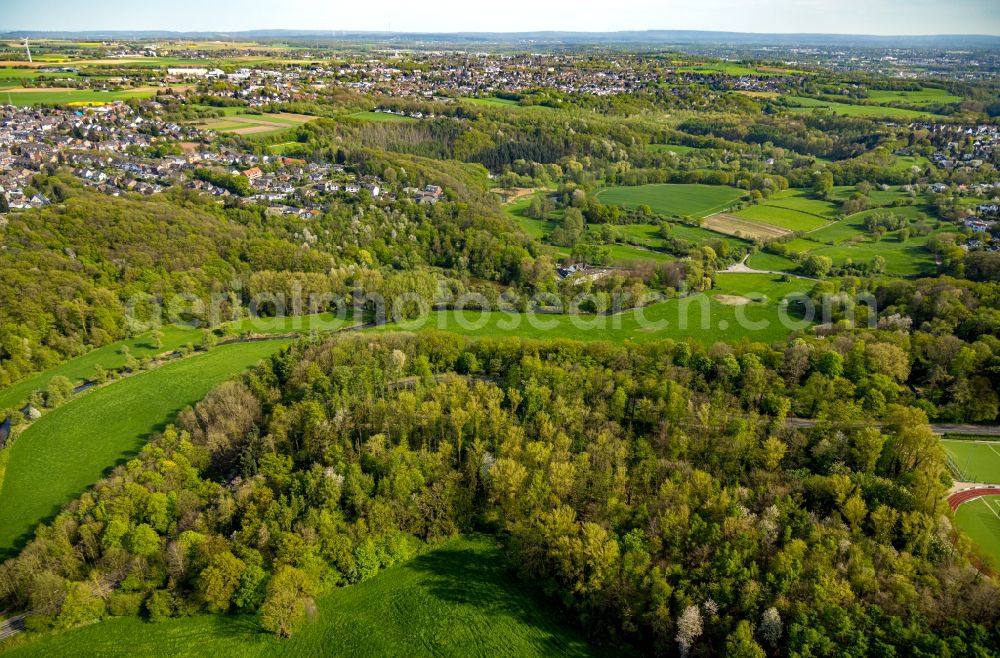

{"left": 1, "top": 331, "right": 998, "bottom": 656}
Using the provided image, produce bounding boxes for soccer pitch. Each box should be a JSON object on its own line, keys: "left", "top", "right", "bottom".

{"left": 942, "top": 439, "right": 1000, "bottom": 483}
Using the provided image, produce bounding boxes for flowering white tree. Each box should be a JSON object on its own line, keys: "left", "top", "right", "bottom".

{"left": 759, "top": 607, "right": 783, "bottom": 649}
{"left": 676, "top": 604, "right": 704, "bottom": 657}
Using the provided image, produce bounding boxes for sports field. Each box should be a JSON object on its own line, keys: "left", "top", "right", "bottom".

{"left": 943, "top": 439, "right": 1000, "bottom": 483}
{"left": 954, "top": 495, "right": 1000, "bottom": 570}
{"left": 3, "top": 535, "right": 598, "bottom": 658}
{"left": 594, "top": 184, "right": 745, "bottom": 219}
{"left": 0, "top": 340, "right": 291, "bottom": 557}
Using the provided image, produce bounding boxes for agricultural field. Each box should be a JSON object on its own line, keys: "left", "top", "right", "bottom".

{"left": 190, "top": 112, "right": 314, "bottom": 137}
{"left": 730, "top": 205, "right": 831, "bottom": 232}
{"left": 0, "top": 67, "right": 78, "bottom": 81}
{"left": 0, "top": 340, "right": 292, "bottom": 556}
{"left": 461, "top": 96, "right": 520, "bottom": 107}
{"left": 376, "top": 273, "right": 814, "bottom": 345}
{"left": 594, "top": 184, "right": 745, "bottom": 219}
{"left": 863, "top": 87, "right": 963, "bottom": 106}
{"left": 702, "top": 213, "right": 791, "bottom": 240}
{"left": 1, "top": 535, "right": 598, "bottom": 658}
{"left": 0, "top": 87, "right": 157, "bottom": 106}
{"left": 617, "top": 221, "right": 748, "bottom": 251}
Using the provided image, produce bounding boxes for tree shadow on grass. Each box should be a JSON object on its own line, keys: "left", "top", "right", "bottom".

{"left": 403, "top": 535, "right": 630, "bottom": 657}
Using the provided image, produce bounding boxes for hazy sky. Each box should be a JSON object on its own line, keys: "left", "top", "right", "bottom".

{"left": 4, "top": 0, "right": 1000, "bottom": 36}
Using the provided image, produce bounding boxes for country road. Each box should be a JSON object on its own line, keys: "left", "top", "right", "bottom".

{"left": 785, "top": 417, "right": 1000, "bottom": 436}
{"left": 0, "top": 614, "right": 25, "bottom": 641}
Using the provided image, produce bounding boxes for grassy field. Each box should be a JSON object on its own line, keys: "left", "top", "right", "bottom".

{"left": 863, "top": 88, "right": 963, "bottom": 106}
{"left": 0, "top": 325, "right": 200, "bottom": 412}
{"left": 646, "top": 143, "right": 704, "bottom": 155}
{"left": 0, "top": 314, "right": 353, "bottom": 413}
{"left": 375, "top": 273, "right": 813, "bottom": 345}
{"left": 0, "top": 88, "right": 157, "bottom": 106}
{"left": 731, "top": 205, "right": 831, "bottom": 232}
{"left": 943, "top": 440, "right": 1000, "bottom": 484}
{"left": 620, "top": 222, "right": 748, "bottom": 251}
{"left": 783, "top": 96, "right": 940, "bottom": 120}
{"left": 0, "top": 340, "right": 291, "bottom": 557}
{"left": 2, "top": 535, "right": 598, "bottom": 658}
{"left": 462, "top": 96, "right": 520, "bottom": 107}
{"left": 746, "top": 251, "right": 799, "bottom": 272}
{"left": 348, "top": 111, "right": 416, "bottom": 122}
{"left": 955, "top": 497, "right": 1000, "bottom": 571}
{"left": 594, "top": 184, "right": 744, "bottom": 219}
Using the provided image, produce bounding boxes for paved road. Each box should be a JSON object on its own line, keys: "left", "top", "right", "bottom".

{"left": 0, "top": 614, "right": 25, "bottom": 641}
{"left": 785, "top": 417, "right": 1000, "bottom": 437}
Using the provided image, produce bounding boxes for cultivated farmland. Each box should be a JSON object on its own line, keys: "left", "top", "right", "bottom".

{"left": 593, "top": 184, "right": 745, "bottom": 218}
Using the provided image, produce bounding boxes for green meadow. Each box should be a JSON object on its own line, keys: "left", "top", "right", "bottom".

{"left": 2, "top": 535, "right": 598, "bottom": 658}
{"left": 593, "top": 184, "right": 745, "bottom": 219}
{"left": 0, "top": 340, "right": 291, "bottom": 557}
{"left": 376, "top": 273, "right": 813, "bottom": 345}
{"left": 348, "top": 110, "right": 416, "bottom": 122}
{"left": 0, "top": 88, "right": 156, "bottom": 106}
{"left": 783, "top": 96, "right": 940, "bottom": 120}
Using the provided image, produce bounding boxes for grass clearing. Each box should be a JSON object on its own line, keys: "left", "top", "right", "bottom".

{"left": 374, "top": 273, "right": 812, "bottom": 345}
{"left": 594, "top": 184, "right": 744, "bottom": 219}
{"left": 0, "top": 340, "right": 291, "bottom": 557}
{"left": 783, "top": 96, "right": 940, "bottom": 120}
{"left": 348, "top": 110, "right": 417, "bottom": 122}
{"left": 3, "top": 534, "right": 598, "bottom": 658}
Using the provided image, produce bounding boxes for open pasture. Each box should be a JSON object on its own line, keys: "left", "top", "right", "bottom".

{"left": 594, "top": 184, "right": 745, "bottom": 219}
{"left": 783, "top": 96, "right": 941, "bottom": 119}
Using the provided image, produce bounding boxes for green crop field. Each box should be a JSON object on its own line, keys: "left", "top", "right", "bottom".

{"left": 863, "top": 88, "right": 963, "bottom": 106}
{"left": 0, "top": 67, "right": 78, "bottom": 80}
{"left": 594, "top": 184, "right": 745, "bottom": 219}
{"left": 2, "top": 535, "right": 598, "bottom": 658}
{"left": 0, "top": 88, "right": 157, "bottom": 106}
{"left": 462, "top": 96, "right": 520, "bottom": 107}
{"left": 375, "top": 273, "right": 813, "bottom": 345}
{"left": 731, "top": 204, "right": 831, "bottom": 231}
{"left": 955, "top": 497, "right": 1000, "bottom": 571}
{"left": 0, "top": 340, "right": 291, "bottom": 557}
{"left": 943, "top": 440, "right": 1000, "bottom": 484}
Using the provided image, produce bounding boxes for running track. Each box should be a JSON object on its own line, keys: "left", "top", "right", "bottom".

{"left": 948, "top": 486, "right": 1000, "bottom": 511}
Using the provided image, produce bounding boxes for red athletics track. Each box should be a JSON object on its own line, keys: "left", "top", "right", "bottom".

{"left": 948, "top": 487, "right": 1000, "bottom": 511}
